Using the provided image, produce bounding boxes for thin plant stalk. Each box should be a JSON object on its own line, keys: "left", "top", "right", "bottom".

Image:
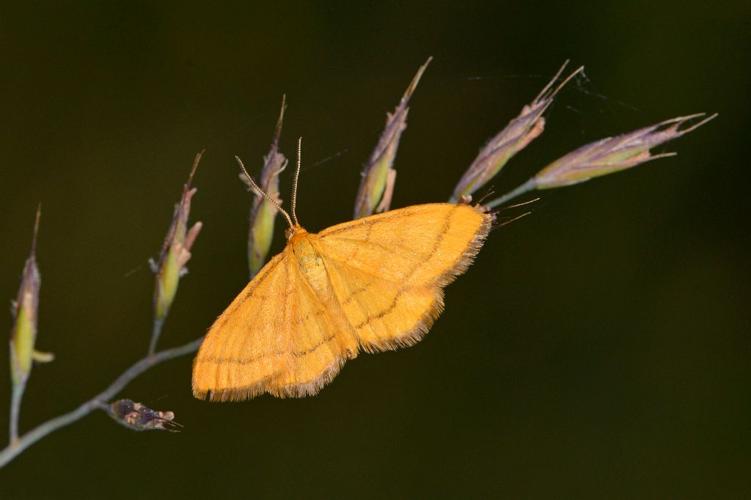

{"left": 147, "top": 317, "right": 165, "bottom": 357}
{"left": 0, "top": 336, "right": 203, "bottom": 467}
{"left": 8, "top": 382, "right": 24, "bottom": 447}
{"left": 484, "top": 179, "right": 537, "bottom": 209}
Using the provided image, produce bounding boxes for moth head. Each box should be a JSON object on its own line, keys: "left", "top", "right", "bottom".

{"left": 285, "top": 225, "right": 307, "bottom": 241}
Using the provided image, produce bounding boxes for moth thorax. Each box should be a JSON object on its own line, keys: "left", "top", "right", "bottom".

{"left": 291, "top": 232, "right": 329, "bottom": 293}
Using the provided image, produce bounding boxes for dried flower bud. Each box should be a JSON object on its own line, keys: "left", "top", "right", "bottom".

{"left": 354, "top": 57, "right": 432, "bottom": 218}
{"left": 9, "top": 207, "right": 52, "bottom": 386}
{"left": 107, "top": 399, "right": 182, "bottom": 432}
{"left": 152, "top": 152, "right": 203, "bottom": 326}
{"left": 533, "top": 113, "right": 718, "bottom": 189}
{"left": 451, "top": 61, "right": 582, "bottom": 202}
{"left": 243, "top": 96, "right": 288, "bottom": 277}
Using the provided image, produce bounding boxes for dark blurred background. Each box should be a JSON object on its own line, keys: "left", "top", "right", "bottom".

{"left": 0, "top": 1, "right": 749, "bottom": 498}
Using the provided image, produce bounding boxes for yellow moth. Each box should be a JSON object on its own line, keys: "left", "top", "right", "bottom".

{"left": 192, "top": 145, "right": 493, "bottom": 401}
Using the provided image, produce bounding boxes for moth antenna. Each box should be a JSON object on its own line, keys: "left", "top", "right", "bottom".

{"left": 235, "top": 155, "right": 294, "bottom": 230}
{"left": 291, "top": 137, "right": 302, "bottom": 226}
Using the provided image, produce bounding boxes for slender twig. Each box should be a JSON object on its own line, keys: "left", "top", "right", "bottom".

{"left": 484, "top": 179, "right": 537, "bottom": 209}
{"left": 8, "top": 381, "right": 25, "bottom": 447}
{"left": 0, "top": 336, "right": 203, "bottom": 468}
{"left": 147, "top": 317, "right": 165, "bottom": 356}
